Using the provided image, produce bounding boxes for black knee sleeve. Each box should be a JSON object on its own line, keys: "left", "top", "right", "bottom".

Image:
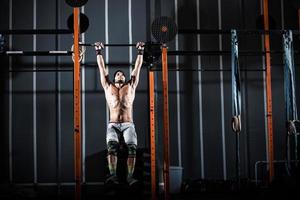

{"left": 107, "top": 141, "right": 119, "bottom": 156}
{"left": 127, "top": 144, "right": 137, "bottom": 158}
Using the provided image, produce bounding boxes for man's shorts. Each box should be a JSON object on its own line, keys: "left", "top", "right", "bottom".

{"left": 106, "top": 122, "right": 137, "bottom": 145}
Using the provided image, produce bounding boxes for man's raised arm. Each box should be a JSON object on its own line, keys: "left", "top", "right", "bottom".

{"left": 95, "top": 42, "right": 109, "bottom": 89}
{"left": 131, "top": 42, "right": 144, "bottom": 87}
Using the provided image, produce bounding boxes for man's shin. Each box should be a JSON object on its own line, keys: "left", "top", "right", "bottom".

{"left": 107, "top": 155, "right": 117, "bottom": 175}
{"left": 107, "top": 141, "right": 118, "bottom": 175}
{"left": 127, "top": 143, "right": 137, "bottom": 178}
{"left": 127, "top": 156, "right": 136, "bottom": 178}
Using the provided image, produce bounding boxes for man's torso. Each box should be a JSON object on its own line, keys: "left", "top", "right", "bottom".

{"left": 104, "top": 82, "right": 136, "bottom": 123}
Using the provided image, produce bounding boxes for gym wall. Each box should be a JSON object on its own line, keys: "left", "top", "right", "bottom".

{"left": 0, "top": 0, "right": 299, "bottom": 184}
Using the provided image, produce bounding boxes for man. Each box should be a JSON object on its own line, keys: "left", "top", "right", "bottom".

{"left": 94, "top": 42, "right": 144, "bottom": 186}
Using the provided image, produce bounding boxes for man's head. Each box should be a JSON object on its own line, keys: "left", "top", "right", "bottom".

{"left": 114, "top": 70, "right": 126, "bottom": 84}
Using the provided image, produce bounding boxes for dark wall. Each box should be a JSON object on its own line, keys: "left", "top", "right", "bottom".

{"left": 0, "top": 0, "right": 299, "bottom": 184}
{"left": 0, "top": 0, "right": 10, "bottom": 184}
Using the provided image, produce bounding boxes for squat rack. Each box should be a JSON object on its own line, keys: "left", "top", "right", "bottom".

{"left": 2, "top": 1, "right": 300, "bottom": 199}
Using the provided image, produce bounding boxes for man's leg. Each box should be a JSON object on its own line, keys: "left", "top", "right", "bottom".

{"left": 106, "top": 123, "right": 119, "bottom": 181}
{"left": 123, "top": 123, "right": 138, "bottom": 185}
{"left": 107, "top": 141, "right": 119, "bottom": 176}
{"left": 127, "top": 143, "right": 137, "bottom": 179}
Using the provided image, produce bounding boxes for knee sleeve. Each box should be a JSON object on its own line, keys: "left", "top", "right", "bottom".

{"left": 127, "top": 144, "right": 137, "bottom": 158}
{"left": 107, "top": 141, "right": 119, "bottom": 156}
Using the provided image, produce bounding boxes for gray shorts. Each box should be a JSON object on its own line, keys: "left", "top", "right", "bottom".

{"left": 106, "top": 122, "right": 137, "bottom": 145}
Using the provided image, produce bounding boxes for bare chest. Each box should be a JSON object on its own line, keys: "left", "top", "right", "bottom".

{"left": 105, "top": 84, "right": 135, "bottom": 103}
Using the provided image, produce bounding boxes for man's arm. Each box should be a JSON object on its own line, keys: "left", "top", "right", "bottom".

{"left": 95, "top": 42, "right": 109, "bottom": 89}
{"left": 131, "top": 42, "right": 144, "bottom": 88}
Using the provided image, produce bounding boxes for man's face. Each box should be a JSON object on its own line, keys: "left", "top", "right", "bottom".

{"left": 114, "top": 71, "right": 126, "bottom": 83}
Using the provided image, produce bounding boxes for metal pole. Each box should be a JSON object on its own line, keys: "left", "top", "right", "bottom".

{"left": 2, "top": 50, "right": 300, "bottom": 56}
{"left": 55, "top": 0, "right": 62, "bottom": 195}
{"left": 162, "top": 45, "right": 170, "bottom": 200}
{"left": 0, "top": 29, "right": 72, "bottom": 34}
{"left": 79, "top": 43, "right": 136, "bottom": 47}
{"left": 150, "top": 68, "right": 265, "bottom": 72}
{"left": 149, "top": 71, "right": 156, "bottom": 200}
{"left": 73, "top": 7, "right": 82, "bottom": 200}
{"left": 1, "top": 51, "right": 71, "bottom": 56}
{"left": 263, "top": 0, "right": 274, "bottom": 183}
{"left": 178, "top": 29, "right": 300, "bottom": 35}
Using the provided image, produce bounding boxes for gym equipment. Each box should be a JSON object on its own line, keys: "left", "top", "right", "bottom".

{"left": 283, "top": 30, "right": 299, "bottom": 173}
{"left": 263, "top": 0, "right": 274, "bottom": 182}
{"left": 151, "top": 16, "right": 177, "bottom": 44}
{"left": 72, "top": 7, "right": 82, "bottom": 200}
{"left": 231, "top": 29, "right": 242, "bottom": 188}
{"left": 151, "top": 16, "right": 177, "bottom": 200}
{"left": 143, "top": 41, "right": 161, "bottom": 66}
{"left": 67, "top": 13, "right": 89, "bottom": 33}
{"left": 65, "top": 0, "right": 88, "bottom": 7}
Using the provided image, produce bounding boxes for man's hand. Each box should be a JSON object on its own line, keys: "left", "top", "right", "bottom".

{"left": 136, "top": 42, "right": 145, "bottom": 50}
{"left": 131, "top": 42, "right": 144, "bottom": 87}
{"left": 95, "top": 42, "right": 109, "bottom": 88}
{"left": 94, "top": 42, "right": 104, "bottom": 56}
{"left": 136, "top": 42, "right": 144, "bottom": 56}
{"left": 94, "top": 42, "right": 104, "bottom": 51}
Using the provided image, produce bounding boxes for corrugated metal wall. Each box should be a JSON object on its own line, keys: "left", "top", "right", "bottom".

{"left": 0, "top": 0, "right": 299, "bottom": 184}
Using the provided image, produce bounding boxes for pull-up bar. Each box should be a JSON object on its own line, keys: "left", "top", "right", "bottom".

{"left": 0, "top": 29, "right": 72, "bottom": 35}
{"left": 2, "top": 50, "right": 299, "bottom": 56}
{"left": 1, "top": 51, "right": 71, "bottom": 56}
{"left": 79, "top": 43, "right": 136, "bottom": 47}
{"left": 167, "top": 50, "right": 300, "bottom": 56}
{"left": 178, "top": 29, "right": 300, "bottom": 35}
{"left": 150, "top": 68, "right": 266, "bottom": 72}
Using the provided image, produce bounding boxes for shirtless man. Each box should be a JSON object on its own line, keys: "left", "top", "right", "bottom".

{"left": 94, "top": 42, "right": 144, "bottom": 186}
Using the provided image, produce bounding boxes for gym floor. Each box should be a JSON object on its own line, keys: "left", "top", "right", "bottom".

{"left": 0, "top": 181, "right": 299, "bottom": 200}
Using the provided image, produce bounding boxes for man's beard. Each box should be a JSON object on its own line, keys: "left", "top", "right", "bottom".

{"left": 115, "top": 79, "right": 125, "bottom": 84}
